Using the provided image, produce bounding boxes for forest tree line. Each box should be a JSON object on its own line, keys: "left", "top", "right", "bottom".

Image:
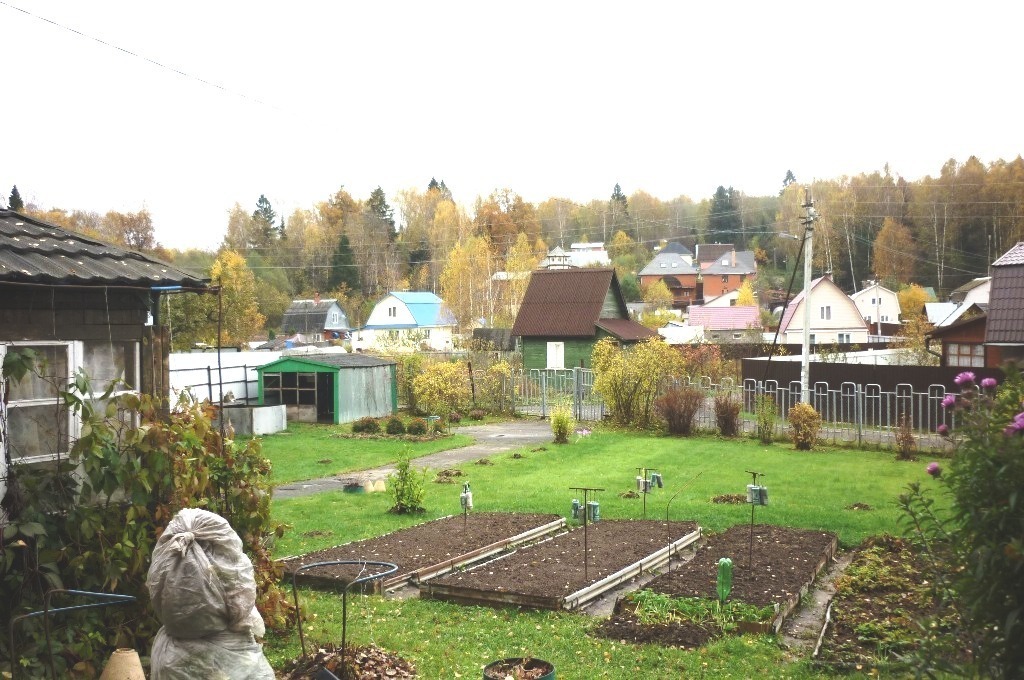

{"left": 7, "top": 155, "right": 1024, "bottom": 349}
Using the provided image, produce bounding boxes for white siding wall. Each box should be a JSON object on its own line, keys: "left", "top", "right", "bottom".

{"left": 784, "top": 285, "right": 869, "bottom": 344}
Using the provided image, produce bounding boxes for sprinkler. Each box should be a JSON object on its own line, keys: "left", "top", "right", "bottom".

{"left": 634, "top": 467, "right": 664, "bottom": 519}
{"left": 459, "top": 482, "right": 473, "bottom": 529}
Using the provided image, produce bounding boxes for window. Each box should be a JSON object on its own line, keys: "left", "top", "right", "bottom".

{"left": 945, "top": 342, "right": 984, "bottom": 368}
{"left": 1, "top": 341, "right": 139, "bottom": 463}
{"left": 809, "top": 334, "right": 816, "bottom": 347}
{"left": 388, "top": 306, "right": 397, "bottom": 317}
{"left": 422, "top": 329, "right": 431, "bottom": 338}
{"left": 262, "top": 371, "right": 318, "bottom": 406}
{"left": 722, "top": 275, "right": 729, "bottom": 283}
{"left": 330, "top": 312, "right": 339, "bottom": 324}
{"left": 546, "top": 342, "right": 565, "bottom": 370}
{"left": 838, "top": 333, "right": 851, "bottom": 343}
{"left": 820, "top": 306, "right": 831, "bottom": 320}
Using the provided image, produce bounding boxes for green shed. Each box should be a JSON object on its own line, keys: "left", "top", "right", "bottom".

{"left": 511, "top": 268, "right": 657, "bottom": 371}
{"left": 256, "top": 353, "right": 397, "bottom": 424}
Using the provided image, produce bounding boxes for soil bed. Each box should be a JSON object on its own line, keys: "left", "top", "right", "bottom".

{"left": 596, "top": 524, "right": 837, "bottom": 647}
{"left": 423, "top": 520, "right": 700, "bottom": 610}
{"left": 280, "top": 512, "right": 563, "bottom": 589}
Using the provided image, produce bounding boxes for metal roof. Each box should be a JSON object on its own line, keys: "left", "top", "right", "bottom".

{"left": 638, "top": 248, "right": 699, "bottom": 277}
{"left": 0, "top": 210, "right": 207, "bottom": 288}
{"left": 257, "top": 352, "right": 396, "bottom": 371}
{"left": 687, "top": 305, "right": 761, "bottom": 330}
{"left": 985, "top": 245, "right": 1024, "bottom": 343}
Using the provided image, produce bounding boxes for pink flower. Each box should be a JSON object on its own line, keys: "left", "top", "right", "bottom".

{"left": 941, "top": 394, "right": 956, "bottom": 409}
{"left": 937, "top": 423, "right": 949, "bottom": 436}
{"left": 981, "top": 377, "right": 998, "bottom": 390}
{"left": 1004, "top": 412, "right": 1024, "bottom": 436}
{"left": 926, "top": 462, "right": 941, "bottom": 478}
{"left": 954, "top": 371, "right": 977, "bottom": 386}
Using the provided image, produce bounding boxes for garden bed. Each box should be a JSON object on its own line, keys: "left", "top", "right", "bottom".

{"left": 596, "top": 524, "right": 837, "bottom": 647}
{"left": 421, "top": 520, "right": 701, "bottom": 610}
{"left": 280, "top": 512, "right": 564, "bottom": 591}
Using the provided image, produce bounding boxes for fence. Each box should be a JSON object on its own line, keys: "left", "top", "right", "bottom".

{"left": 491, "top": 367, "right": 956, "bottom": 452}
{"left": 168, "top": 363, "right": 260, "bottom": 404}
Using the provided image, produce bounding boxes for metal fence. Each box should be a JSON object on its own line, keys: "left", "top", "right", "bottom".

{"left": 168, "top": 364, "right": 259, "bottom": 403}
{"left": 492, "top": 368, "right": 956, "bottom": 452}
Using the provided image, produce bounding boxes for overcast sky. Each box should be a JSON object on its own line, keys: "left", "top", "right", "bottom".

{"left": 2, "top": 1, "right": 1021, "bottom": 251}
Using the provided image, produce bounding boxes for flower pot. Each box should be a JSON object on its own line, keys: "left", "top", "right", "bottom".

{"left": 482, "top": 657, "right": 555, "bottom": 680}
{"left": 99, "top": 648, "right": 146, "bottom": 680}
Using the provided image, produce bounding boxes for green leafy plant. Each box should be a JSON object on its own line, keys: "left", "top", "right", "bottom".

{"left": 788, "top": 402, "right": 822, "bottom": 451}
{"left": 387, "top": 451, "right": 427, "bottom": 514}
{"left": 714, "top": 393, "right": 741, "bottom": 437}
{"left": 755, "top": 394, "right": 777, "bottom": 444}
{"left": 550, "top": 404, "right": 575, "bottom": 444}
{"left": 653, "top": 385, "right": 703, "bottom": 436}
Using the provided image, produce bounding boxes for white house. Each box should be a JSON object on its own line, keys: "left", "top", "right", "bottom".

{"left": 850, "top": 282, "right": 901, "bottom": 332}
{"left": 778, "top": 276, "right": 870, "bottom": 345}
{"left": 569, "top": 242, "right": 611, "bottom": 267}
{"left": 353, "top": 291, "right": 457, "bottom": 352}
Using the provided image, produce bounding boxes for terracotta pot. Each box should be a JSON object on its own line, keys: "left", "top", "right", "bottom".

{"left": 99, "top": 648, "right": 146, "bottom": 680}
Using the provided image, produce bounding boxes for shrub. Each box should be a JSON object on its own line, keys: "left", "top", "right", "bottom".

{"left": 448, "top": 411, "right": 462, "bottom": 424}
{"left": 894, "top": 413, "right": 916, "bottom": 460}
{"left": 412, "top": 361, "right": 470, "bottom": 417}
{"left": 433, "top": 418, "right": 447, "bottom": 434}
{"left": 352, "top": 416, "right": 381, "bottom": 434}
{"left": 468, "top": 408, "right": 486, "bottom": 421}
{"left": 407, "top": 418, "right": 429, "bottom": 436}
{"left": 788, "top": 402, "right": 822, "bottom": 450}
{"left": 714, "top": 393, "right": 741, "bottom": 437}
{"left": 592, "top": 337, "right": 685, "bottom": 428}
{"left": 755, "top": 394, "right": 777, "bottom": 444}
{"left": 385, "top": 416, "right": 407, "bottom": 435}
{"left": 388, "top": 452, "right": 427, "bottom": 514}
{"left": 654, "top": 386, "right": 703, "bottom": 436}
{"left": 550, "top": 404, "right": 575, "bottom": 444}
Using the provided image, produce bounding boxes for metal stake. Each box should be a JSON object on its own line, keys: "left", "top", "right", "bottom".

{"left": 570, "top": 486, "right": 603, "bottom": 580}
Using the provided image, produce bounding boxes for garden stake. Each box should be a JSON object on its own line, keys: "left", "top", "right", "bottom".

{"left": 664, "top": 471, "right": 703, "bottom": 564}
{"left": 460, "top": 481, "right": 473, "bottom": 529}
{"left": 634, "top": 466, "right": 663, "bottom": 519}
{"left": 569, "top": 486, "right": 603, "bottom": 580}
{"left": 745, "top": 470, "right": 766, "bottom": 568}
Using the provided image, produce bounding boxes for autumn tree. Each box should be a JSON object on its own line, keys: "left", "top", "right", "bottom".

{"left": 897, "top": 283, "right": 932, "bottom": 320}
{"left": 736, "top": 279, "right": 757, "bottom": 306}
{"left": 8, "top": 185, "right": 24, "bottom": 211}
{"left": 166, "top": 291, "right": 217, "bottom": 351}
{"left": 591, "top": 337, "right": 684, "bottom": 428}
{"left": 223, "top": 203, "right": 256, "bottom": 252}
{"left": 474, "top": 189, "right": 540, "bottom": 253}
{"left": 440, "top": 236, "right": 493, "bottom": 332}
{"left": 642, "top": 279, "right": 674, "bottom": 310}
{"left": 872, "top": 217, "right": 915, "bottom": 287}
{"left": 210, "top": 250, "right": 266, "bottom": 348}
{"left": 494, "top": 232, "right": 536, "bottom": 327}
{"left": 101, "top": 209, "right": 156, "bottom": 251}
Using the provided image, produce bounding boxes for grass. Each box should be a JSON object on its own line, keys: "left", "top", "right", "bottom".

{"left": 260, "top": 422, "right": 473, "bottom": 485}
{"left": 266, "top": 426, "right": 945, "bottom": 677}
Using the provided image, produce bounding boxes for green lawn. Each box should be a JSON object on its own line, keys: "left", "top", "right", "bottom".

{"left": 266, "top": 427, "right": 943, "bottom": 678}
{"left": 260, "top": 422, "right": 473, "bottom": 485}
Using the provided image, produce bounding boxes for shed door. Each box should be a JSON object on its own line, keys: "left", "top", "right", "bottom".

{"left": 546, "top": 342, "right": 565, "bottom": 370}
{"left": 316, "top": 373, "right": 335, "bottom": 423}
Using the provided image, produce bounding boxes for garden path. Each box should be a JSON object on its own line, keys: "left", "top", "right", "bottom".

{"left": 272, "top": 419, "right": 553, "bottom": 500}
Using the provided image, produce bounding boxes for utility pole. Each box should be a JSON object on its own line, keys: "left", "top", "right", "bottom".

{"left": 800, "top": 191, "right": 817, "bottom": 405}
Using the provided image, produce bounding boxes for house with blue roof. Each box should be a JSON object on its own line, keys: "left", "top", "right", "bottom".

{"left": 352, "top": 291, "right": 458, "bottom": 352}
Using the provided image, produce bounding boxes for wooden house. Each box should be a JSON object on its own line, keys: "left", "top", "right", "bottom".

{"left": 511, "top": 268, "right": 656, "bottom": 370}
{"left": 281, "top": 295, "right": 350, "bottom": 341}
{"left": 983, "top": 242, "right": 1024, "bottom": 365}
{"left": 0, "top": 210, "right": 207, "bottom": 483}
{"left": 353, "top": 291, "right": 456, "bottom": 352}
{"left": 851, "top": 282, "right": 901, "bottom": 334}
{"left": 778, "top": 275, "right": 870, "bottom": 346}
{"left": 637, "top": 243, "right": 699, "bottom": 309}
{"left": 256, "top": 352, "right": 396, "bottom": 424}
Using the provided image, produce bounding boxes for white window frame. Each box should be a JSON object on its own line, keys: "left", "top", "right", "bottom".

{"left": 546, "top": 341, "right": 565, "bottom": 370}
{"left": 820, "top": 305, "right": 831, "bottom": 320}
{"left": 1, "top": 341, "right": 140, "bottom": 465}
{"left": 838, "top": 333, "right": 851, "bottom": 343}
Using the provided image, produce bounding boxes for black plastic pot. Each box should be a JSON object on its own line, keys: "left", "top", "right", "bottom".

{"left": 482, "top": 657, "right": 555, "bottom": 679}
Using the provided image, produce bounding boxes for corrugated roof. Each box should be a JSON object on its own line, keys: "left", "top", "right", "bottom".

{"left": 511, "top": 268, "right": 621, "bottom": 337}
{"left": 258, "top": 352, "right": 395, "bottom": 371}
{"left": 0, "top": 210, "right": 207, "bottom": 288}
{"left": 985, "top": 246, "right": 1024, "bottom": 343}
{"left": 702, "top": 249, "right": 757, "bottom": 274}
{"left": 638, "top": 249, "right": 699, "bottom": 277}
{"left": 594, "top": 318, "right": 658, "bottom": 341}
{"left": 687, "top": 305, "right": 761, "bottom": 330}
{"left": 388, "top": 291, "right": 455, "bottom": 327}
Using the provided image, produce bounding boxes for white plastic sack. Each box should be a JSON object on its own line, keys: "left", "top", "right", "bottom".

{"left": 146, "top": 508, "right": 271, "bottom": 680}
{"left": 146, "top": 508, "right": 261, "bottom": 638}
{"left": 149, "top": 627, "right": 274, "bottom": 680}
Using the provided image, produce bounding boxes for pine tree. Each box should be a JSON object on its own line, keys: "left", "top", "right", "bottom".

{"left": 8, "top": 185, "right": 24, "bottom": 211}
{"left": 327, "top": 234, "right": 360, "bottom": 292}
{"left": 251, "top": 194, "right": 277, "bottom": 247}
{"left": 367, "top": 187, "right": 396, "bottom": 242}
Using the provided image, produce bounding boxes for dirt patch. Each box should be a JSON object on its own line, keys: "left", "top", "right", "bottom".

{"left": 280, "top": 513, "right": 562, "bottom": 587}
{"left": 845, "top": 502, "right": 873, "bottom": 511}
{"left": 595, "top": 524, "right": 836, "bottom": 646}
{"left": 424, "top": 520, "right": 699, "bottom": 608}
{"left": 279, "top": 643, "right": 416, "bottom": 679}
{"left": 433, "top": 468, "right": 464, "bottom": 483}
{"left": 712, "top": 494, "right": 747, "bottom": 504}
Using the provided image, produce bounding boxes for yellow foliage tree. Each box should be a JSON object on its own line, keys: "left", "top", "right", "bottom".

{"left": 897, "top": 283, "right": 932, "bottom": 320}
{"left": 412, "top": 361, "right": 471, "bottom": 416}
{"left": 736, "top": 279, "right": 756, "bottom": 306}
{"left": 872, "top": 217, "right": 916, "bottom": 286}
{"left": 440, "top": 236, "right": 493, "bottom": 332}
{"left": 592, "top": 337, "right": 683, "bottom": 428}
{"left": 210, "top": 249, "right": 265, "bottom": 348}
{"left": 642, "top": 279, "right": 674, "bottom": 310}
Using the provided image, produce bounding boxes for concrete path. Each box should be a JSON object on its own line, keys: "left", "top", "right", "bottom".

{"left": 273, "top": 419, "right": 553, "bottom": 500}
